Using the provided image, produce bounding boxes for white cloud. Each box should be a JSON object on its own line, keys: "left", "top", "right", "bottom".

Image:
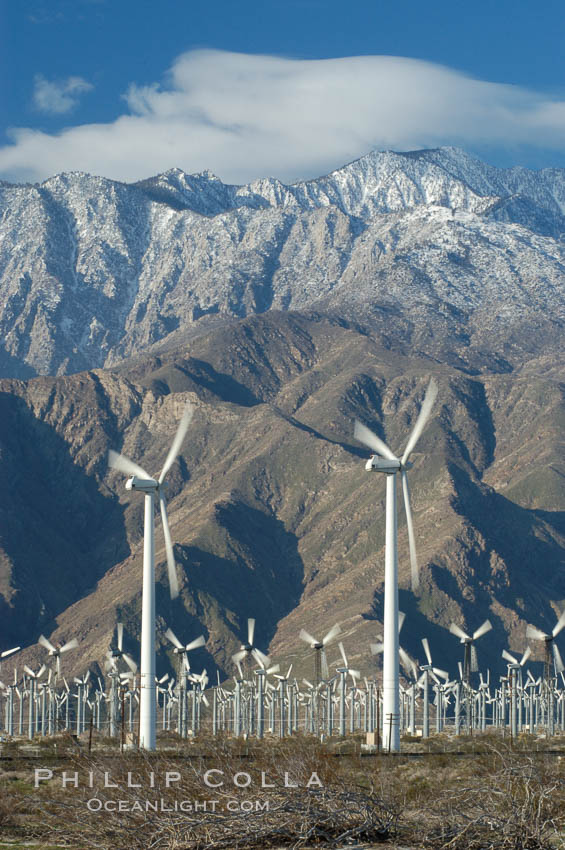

{"left": 33, "top": 74, "right": 93, "bottom": 115}
{"left": 3, "top": 51, "right": 565, "bottom": 184}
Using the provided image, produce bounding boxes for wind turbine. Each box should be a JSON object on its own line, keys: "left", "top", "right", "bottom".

{"left": 232, "top": 619, "right": 271, "bottom": 669}
{"left": 108, "top": 403, "right": 194, "bottom": 750}
{"left": 449, "top": 619, "right": 493, "bottom": 684}
{"left": 526, "top": 610, "right": 565, "bottom": 683}
{"left": 354, "top": 378, "right": 438, "bottom": 752}
{"left": 299, "top": 623, "right": 341, "bottom": 685}
{"left": 38, "top": 634, "right": 79, "bottom": 679}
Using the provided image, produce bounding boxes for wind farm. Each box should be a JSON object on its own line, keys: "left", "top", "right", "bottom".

{"left": 0, "top": 372, "right": 563, "bottom": 751}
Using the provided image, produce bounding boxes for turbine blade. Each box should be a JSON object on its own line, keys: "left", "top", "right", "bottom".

{"left": 267, "top": 663, "right": 280, "bottom": 675}
{"left": 24, "top": 665, "right": 35, "bottom": 678}
{"left": 185, "top": 635, "right": 206, "bottom": 652}
{"left": 108, "top": 450, "right": 151, "bottom": 481}
{"left": 1, "top": 646, "right": 20, "bottom": 658}
{"left": 117, "top": 623, "right": 124, "bottom": 652}
{"left": 338, "top": 641, "right": 348, "bottom": 667}
{"left": 38, "top": 634, "right": 56, "bottom": 653}
{"left": 37, "top": 664, "right": 47, "bottom": 679}
{"left": 123, "top": 654, "right": 137, "bottom": 674}
{"left": 526, "top": 625, "right": 547, "bottom": 641}
{"left": 553, "top": 609, "right": 565, "bottom": 638}
{"left": 252, "top": 648, "right": 271, "bottom": 669}
{"left": 353, "top": 420, "right": 397, "bottom": 461}
{"left": 520, "top": 646, "right": 532, "bottom": 666}
{"left": 398, "top": 610, "right": 406, "bottom": 634}
{"left": 160, "top": 494, "right": 179, "bottom": 600}
{"left": 553, "top": 644, "right": 565, "bottom": 675}
{"left": 401, "top": 471, "right": 419, "bottom": 591}
{"left": 158, "top": 403, "right": 194, "bottom": 484}
{"left": 401, "top": 378, "right": 438, "bottom": 465}
{"left": 247, "top": 618, "right": 256, "bottom": 647}
{"left": 399, "top": 646, "right": 414, "bottom": 678}
{"left": 165, "top": 627, "right": 183, "bottom": 650}
{"left": 473, "top": 619, "right": 492, "bottom": 640}
{"left": 370, "top": 642, "right": 384, "bottom": 655}
{"left": 232, "top": 650, "right": 247, "bottom": 664}
{"left": 60, "top": 638, "right": 79, "bottom": 654}
{"left": 299, "top": 629, "right": 317, "bottom": 647}
{"left": 449, "top": 622, "right": 470, "bottom": 641}
{"left": 421, "top": 638, "right": 432, "bottom": 666}
{"left": 433, "top": 667, "right": 449, "bottom": 680}
{"left": 322, "top": 623, "right": 341, "bottom": 646}
{"left": 502, "top": 649, "right": 517, "bottom": 665}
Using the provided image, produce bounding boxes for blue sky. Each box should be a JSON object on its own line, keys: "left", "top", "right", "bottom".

{"left": 1, "top": 0, "right": 565, "bottom": 183}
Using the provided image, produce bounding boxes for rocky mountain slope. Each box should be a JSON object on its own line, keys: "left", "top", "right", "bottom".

{"left": 0, "top": 148, "right": 564, "bottom": 379}
{"left": 0, "top": 313, "right": 562, "bottom": 681}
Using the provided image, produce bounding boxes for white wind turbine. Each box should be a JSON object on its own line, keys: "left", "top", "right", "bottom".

{"left": 108, "top": 403, "right": 194, "bottom": 750}
{"left": 354, "top": 378, "right": 438, "bottom": 752}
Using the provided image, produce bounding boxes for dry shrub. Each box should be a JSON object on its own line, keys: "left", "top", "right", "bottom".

{"left": 22, "top": 735, "right": 399, "bottom": 849}
{"left": 393, "top": 740, "right": 565, "bottom": 849}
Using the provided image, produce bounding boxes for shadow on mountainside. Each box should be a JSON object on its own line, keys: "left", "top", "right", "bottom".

{"left": 168, "top": 500, "right": 305, "bottom": 677}
{"left": 448, "top": 462, "right": 565, "bottom": 629}
{"left": 0, "top": 391, "right": 130, "bottom": 647}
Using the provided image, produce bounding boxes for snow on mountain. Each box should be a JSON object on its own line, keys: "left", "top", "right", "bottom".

{"left": 0, "top": 148, "right": 563, "bottom": 377}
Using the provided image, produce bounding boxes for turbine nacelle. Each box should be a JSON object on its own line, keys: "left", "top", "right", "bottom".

{"left": 125, "top": 476, "right": 159, "bottom": 492}
{"left": 364, "top": 456, "right": 401, "bottom": 473}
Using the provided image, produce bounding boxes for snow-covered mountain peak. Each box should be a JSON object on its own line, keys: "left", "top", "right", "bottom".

{"left": 0, "top": 147, "right": 563, "bottom": 378}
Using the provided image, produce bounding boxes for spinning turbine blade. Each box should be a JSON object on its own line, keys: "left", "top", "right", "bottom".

{"left": 433, "top": 667, "right": 449, "bottom": 680}
{"left": 401, "top": 470, "right": 419, "bottom": 590}
{"left": 398, "top": 611, "right": 406, "bottom": 633}
{"left": 473, "top": 620, "right": 492, "bottom": 640}
{"left": 123, "top": 653, "right": 137, "bottom": 674}
{"left": 322, "top": 623, "right": 341, "bottom": 645}
{"left": 449, "top": 623, "right": 470, "bottom": 641}
{"left": 252, "top": 648, "right": 271, "bottom": 668}
{"left": 158, "top": 403, "right": 194, "bottom": 484}
{"left": 502, "top": 649, "right": 518, "bottom": 664}
{"left": 338, "top": 642, "right": 348, "bottom": 667}
{"left": 353, "top": 420, "right": 397, "bottom": 461}
{"left": 526, "top": 625, "right": 547, "bottom": 641}
{"left": 421, "top": 638, "right": 432, "bottom": 666}
{"left": 1, "top": 646, "right": 20, "bottom": 658}
{"left": 520, "top": 647, "right": 532, "bottom": 665}
{"left": 299, "top": 629, "right": 317, "bottom": 647}
{"left": 165, "top": 627, "right": 183, "bottom": 650}
{"left": 232, "top": 650, "right": 247, "bottom": 664}
{"left": 185, "top": 635, "right": 206, "bottom": 652}
{"left": 60, "top": 638, "right": 79, "bottom": 654}
{"left": 117, "top": 623, "right": 124, "bottom": 652}
{"left": 108, "top": 450, "right": 151, "bottom": 481}
{"left": 247, "top": 618, "right": 256, "bottom": 647}
{"left": 553, "top": 644, "right": 565, "bottom": 674}
{"left": 401, "top": 378, "right": 438, "bottom": 465}
{"left": 553, "top": 609, "right": 565, "bottom": 638}
{"left": 160, "top": 493, "right": 179, "bottom": 600}
{"left": 38, "top": 635, "right": 56, "bottom": 653}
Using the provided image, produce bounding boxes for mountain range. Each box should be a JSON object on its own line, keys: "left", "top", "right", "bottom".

{"left": 0, "top": 147, "right": 563, "bottom": 682}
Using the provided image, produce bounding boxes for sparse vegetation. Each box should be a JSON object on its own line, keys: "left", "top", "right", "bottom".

{"left": 2, "top": 733, "right": 565, "bottom": 848}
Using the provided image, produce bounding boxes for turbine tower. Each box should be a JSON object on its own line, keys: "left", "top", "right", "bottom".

{"left": 108, "top": 403, "right": 193, "bottom": 750}
{"left": 354, "top": 378, "right": 437, "bottom": 752}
